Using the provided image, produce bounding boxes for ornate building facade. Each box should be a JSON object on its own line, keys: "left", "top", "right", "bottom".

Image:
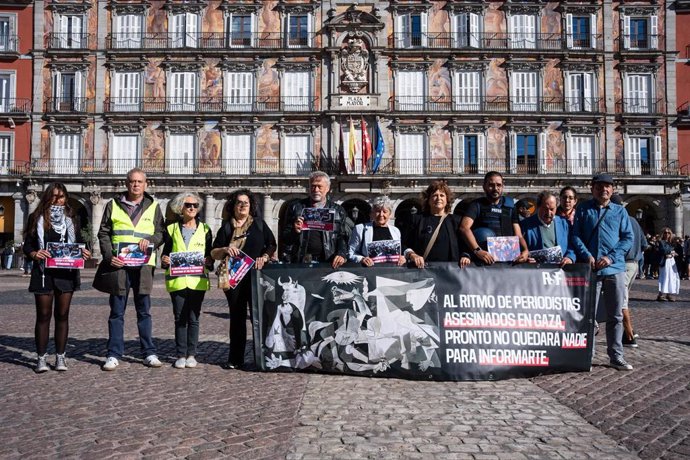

{"left": 0, "top": 0, "right": 684, "bottom": 256}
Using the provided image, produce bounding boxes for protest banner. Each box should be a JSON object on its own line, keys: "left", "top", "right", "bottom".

{"left": 46, "top": 242, "right": 85, "bottom": 269}
{"left": 252, "top": 263, "right": 595, "bottom": 381}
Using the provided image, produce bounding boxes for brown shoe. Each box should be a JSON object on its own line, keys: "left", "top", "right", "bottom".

{"left": 666, "top": 295, "right": 675, "bottom": 302}
{"left": 657, "top": 294, "right": 666, "bottom": 302}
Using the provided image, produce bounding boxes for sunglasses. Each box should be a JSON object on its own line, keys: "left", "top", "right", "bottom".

{"left": 184, "top": 203, "right": 200, "bottom": 209}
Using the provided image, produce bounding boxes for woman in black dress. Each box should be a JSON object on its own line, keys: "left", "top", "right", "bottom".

{"left": 23, "top": 183, "right": 91, "bottom": 372}
{"left": 211, "top": 189, "right": 276, "bottom": 369}
{"left": 403, "top": 180, "right": 470, "bottom": 268}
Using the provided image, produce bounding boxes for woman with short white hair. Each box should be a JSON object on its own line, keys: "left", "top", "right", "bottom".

{"left": 348, "top": 196, "right": 406, "bottom": 267}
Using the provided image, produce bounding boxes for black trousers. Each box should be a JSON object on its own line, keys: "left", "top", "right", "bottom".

{"left": 223, "top": 278, "right": 252, "bottom": 366}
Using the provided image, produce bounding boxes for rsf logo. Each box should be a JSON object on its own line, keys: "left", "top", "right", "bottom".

{"left": 542, "top": 272, "right": 564, "bottom": 286}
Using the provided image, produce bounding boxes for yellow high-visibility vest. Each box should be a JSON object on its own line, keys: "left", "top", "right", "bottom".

{"left": 110, "top": 200, "right": 158, "bottom": 266}
{"left": 164, "top": 221, "right": 210, "bottom": 292}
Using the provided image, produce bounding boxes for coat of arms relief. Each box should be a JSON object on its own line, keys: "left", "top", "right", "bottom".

{"left": 340, "top": 38, "right": 369, "bottom": 93}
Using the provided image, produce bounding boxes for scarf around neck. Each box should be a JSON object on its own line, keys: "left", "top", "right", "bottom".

{"left": 229, "top": 215, "right": 253, "bottom": 252}
{"left": 37, "top": 205, "right": 75, "bottom": 249}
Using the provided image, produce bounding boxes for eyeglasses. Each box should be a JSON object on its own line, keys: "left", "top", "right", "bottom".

{"left": 561, "top": 195, "right": 576, "bottom": 200}
{"left": 235, "top": 201, "right": 250, "bottom": 207}
{"left": 183, "top": 203, "right": 199, "bottom": 209}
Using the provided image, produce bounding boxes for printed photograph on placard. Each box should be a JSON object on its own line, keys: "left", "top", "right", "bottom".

{"left": 529, "top": 246, "right": 563, "bottom": 264}
{"left": 116, "top": 242, "right": 153, "bottom": 267}
{"left": 301, "top": 208, "right": 335, "bottom": 231}
{"left": 228, "top": 251, "right": 255, "bottom": 289}
{"left": 367, "top": 239, "right": 401, "bottom": 263}
{"left": 169, "top": 251, "right": 205, "bottom": 276}
{"left": 487, "top": 236, "right": 520, "bottom": 262}
{"left": 45, "top": 242, "right": 85, "bottom": 269}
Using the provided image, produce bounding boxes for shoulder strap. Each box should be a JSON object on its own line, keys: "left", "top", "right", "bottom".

{"left": 423, "top": 214, "right": 448, "bottom": 260}
{"left": 585, "top": 207, "right": 609, "bottom": 248}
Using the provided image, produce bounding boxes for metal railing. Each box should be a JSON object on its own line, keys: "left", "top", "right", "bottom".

{"left": 0, "top": 98, "right": 32, "bottom": 113}
{"left": 390, "top": 32, "right": 602, "bottom": 50}
{"left": 0, "top": 160, "right": 29, "bottom": 176}
{"left": 45, "top": 97, "right": 94, "bottom": 113}
{"left": 0, "top": 35, "right": 19, "bottom": 53}
{"left": 104, "top": 96, "right": 317, "bottom": 113}
{"left": 616, "top": 34, "right": 663, "bottom": 52}
{"left": 616, "top": 98, "right": 664, "bottom": 115}
{"left": 24, "top": 157, "right": 680, "bottom": 177}
{"left": 106, "top": 32, "right": 316, "bottom": 50}
{"left": 47, "top": 32, "right": 92, "bottom": 49}
{"left": 389, "top": 96, "right": 603, "bottom": 113}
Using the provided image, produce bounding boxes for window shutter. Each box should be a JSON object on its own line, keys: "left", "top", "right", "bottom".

{"left": 455, "top": 13, "right": 466, "bottom": 47}
{"left": 74, "top": 71, "right": 83, "bottom": 110}
{"left": 187, "top": 13, "right": 198, "bottom": 48}
{"left": 469, "top": 13, "right": 479, "bottom": 48}
{"left": 652, "top": 134, "right": 661, "bottom": 174}
{"left": 307, "top": 13, "right": 313, "bottom": 47}
{"left": 455, "top": 134, "right": 464, "bottom": 174}
{"left": 583, "top": 73, "right": 593, "bottom": 111}
{"left": 539, "top": 132, "right": 547, "bottom": 174}
{"left": 509, "top": 132, "right": 517, "bottom": 174}
{"left": 477, "top": 132, "right": 486, "bottom": 174}
{"left": 623, "top": 15, "right": 630, "bottom": 49}
{"left": 420, "top": 12, "right": 428, "bottom": 47}
{"left": 650, "top": 15, "right": 658, "bottom": 49}
{"left": 565, "top": 72, "right": 574, "bottom": 111}
{"left": 566, "top": 14, "right": 573, "bottom": 48}
{"left": 396, "top": 14, "right": 407, "bottom": 48}
{"left": 224, "top": 134, "right": 251, "bottom": 175}
{"left": 590, "top": 14, "right": 597, "bottom": 48}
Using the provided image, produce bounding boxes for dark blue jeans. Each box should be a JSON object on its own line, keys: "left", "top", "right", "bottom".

{"left": 107, "top": 269, "right": 156, "bottom": 359}
{"left": 170, "top": 289, "right": 205, "bottom": 357}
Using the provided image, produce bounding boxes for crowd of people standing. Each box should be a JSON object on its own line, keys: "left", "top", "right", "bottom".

{"left": 22, "top": 168, "right": 681, "bottom": 374}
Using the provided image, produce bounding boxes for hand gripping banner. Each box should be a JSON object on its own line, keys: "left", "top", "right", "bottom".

{"left": 251, "top": 263, "right": 595, "bottom": 381}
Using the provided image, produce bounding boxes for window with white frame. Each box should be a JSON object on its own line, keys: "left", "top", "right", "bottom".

{"left": 0, "top": 72, "right": 15, "bottom": 113}
{"left": 342, "top": 123, "right": 364, "bottom": 174}
{"left": 565, "top": 72, "right": 596, "bottom": 112}
{"left": 286, "top": 13, "right": 312, "bottom": 47}
{"left": 112, "top": 71, "right": 141, "bottom": 111}
{"left": 453, "top": 12, "right": 480, "bottom": 48}
{"left": 224, "top": 71, "right": 254, "bottom": 111}
{"left": 113, "top": 14, "right": 143, "bottom": 48}
{"left": 283, "top": 71, "right": 310, "bottom": 111}
{"left": 53, "top": 70, "right": 83, "bottom": 112}
{"left": 508, "top": 14, "right": 537, "bottom": 49}
{"left": 111, "top": 134, "right": 139, "bottom": 175}
{"left": 454, "top": 71, "right": 481, "bottom": 110}
{"left": 397, "top": 132, "right": 425, "bottom": 175}
{"left": 511, "top": 71, "right": 538, "bottom": 111}
{"left": 455, "top": 133, "right": 485, "bottom": 174}
{"left": 0, "top": 14, "right": 17, "bottom": 52}
{"left": 0, "top": 134, "right": 11, "bottom": 174}
{"left": 510, "top": 132, "right": 547, "bottom": 174}
{"left": 565, "top": 14, "right": 596, "bottom": 49}
{"left": 169, "top": 71, "right": 197, "bottom": 111}
{"left": 226, "top": 13, "right": 254, "bottom": 47}
{"left": 568, "top": 135, "right": 595, "bottom": 175}
{"left": 625, "top": 135, "right": 660, "bottom": 175}
{"left": 396, "top": 12, "right": 427, "bottom": 48}
{"left": 622, "top": 14, "right": 658, "bottom": 50}
{"left": 167, "top": 133, "right": 195, "bottom": 174}
{"left": 170, "top": 12, "right": 199, "bottom": 48}
{"left": 53, "top": 133, "right": 81, "bottom": 174}
{"left": 396, "top": 70, "right": 425, "bottom": 110}
{"left": 56, "top": 14, "right": 85, "bottom": 48}
{"left": 623, "top": 73, "right": 653, "bottom": 114}
{"left": 283, "top": 134, "right": 311, "bottom": 175}
{"left": 223, "top": 133, "right": 252, "bottom": 175}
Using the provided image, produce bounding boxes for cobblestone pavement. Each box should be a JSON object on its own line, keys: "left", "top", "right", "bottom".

{"left": 0, "top": 268, "right": 687, "bottom": 459}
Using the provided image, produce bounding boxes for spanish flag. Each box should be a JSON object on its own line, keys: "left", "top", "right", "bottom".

{"left": 361, "top": 116, "right": 372, "bottom": 174}
{"left": 348, "top": 117, "right": 357, "bottom": 173}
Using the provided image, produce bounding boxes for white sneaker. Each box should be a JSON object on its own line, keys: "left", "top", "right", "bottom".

{"left": 174, "top": 357, "right": 186, "bottom": 369}
{"left": 102, "top": 357, "right": 119, "bottom": 371}
{"left": 144, "top": 355, "right": 162, "bottom": 368}
{"left": 55, "top": 353, "right": 68, "bottom": 371}
{"left": 35, "top": 354, "right": 49, "bottom": 373}
{"left": 185, "top": 356, "right": 198, "bottom": 368}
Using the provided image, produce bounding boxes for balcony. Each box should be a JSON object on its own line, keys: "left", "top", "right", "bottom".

{"left": 47, "top": 33, "right": 92, "bottom": 50}
{"left": 104, "top": 96, "right": 317, "bottom": 113}
{"left": 389, "top": 96, "right": 603, "bottom": 114}
{"left": 0, "top": 35, "right": 19, "bottom": 57}
{"left": 389, "top": 32, "right": 602, "bottom": 51}
{"left": 45, "top": 97, "right": 94, "bottom": 114}
{"left": 0, "top": 98, "right": 32, "bottom": 116}
{"left": 0, "top": 160, "right": 29, "bottom": 176}
{"left": 616, "top": 35, "right": 662, "bottom": 53}
{"left": 616, "top": 98, "right": 664, "bottom": 116}
{"left": 106, "top": 32, "right": 316, "bottom": 50}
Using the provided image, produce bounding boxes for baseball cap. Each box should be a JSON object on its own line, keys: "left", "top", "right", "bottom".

{"left": 592, "top": 173, "right": 614, "bottom": 185}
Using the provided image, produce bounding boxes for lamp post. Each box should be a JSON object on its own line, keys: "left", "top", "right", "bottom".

{"left": 351, "top": 206, "right": 359, "bottom": 222}
{"left": 635, "top": 208, "right": 643, "bottom": 221}
{"left": 410, "top": 205, "right": 417, "bottom": 216}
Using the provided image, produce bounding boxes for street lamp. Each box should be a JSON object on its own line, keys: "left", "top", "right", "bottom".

{"left": 351, "top": 206, "right": 359, "bottom": 221}
{"left": 410, "top": 205, "right": 418, "bottom": 215}
{"left": 635, "top": 208, "right": 643, "bottom": 221}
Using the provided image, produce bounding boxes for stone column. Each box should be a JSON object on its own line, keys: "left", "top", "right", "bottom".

{"left": 90, "top": 191, "right": 105, "bottom": 259}
{"left": 602, "top": 0, "right": 616, "bottom": 165}
{"left": 204, "top": 193, "right": 220, "bottom": 237}
{"left": 26, "top": 190, "right": 40, "bottom": 216}
{"left": 263, "top": 193, "right": 277, "bottom": 239}
{"left": 12, "top": 192, "right": 25, "bottom": 244}
{"left": 674, "top": 195, "right": 683, "bottom": 237}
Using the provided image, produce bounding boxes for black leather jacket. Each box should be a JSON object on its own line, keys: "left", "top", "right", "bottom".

{"left": 281, "top": 197, "right": 352, "bottom": 263}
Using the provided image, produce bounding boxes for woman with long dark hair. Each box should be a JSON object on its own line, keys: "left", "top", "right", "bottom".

{"left": 23, "top": 183, "right": 91, "bottom": 372}
{"left": 657, "top": 227, "right": 680, "bottom": 301}
{"left": 211, "top": 189, "right": 276, "bottom": 369}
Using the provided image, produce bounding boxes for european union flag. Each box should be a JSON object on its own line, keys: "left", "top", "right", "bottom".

{"left": 372, "top": 122, "right": 385, "bottom": 173}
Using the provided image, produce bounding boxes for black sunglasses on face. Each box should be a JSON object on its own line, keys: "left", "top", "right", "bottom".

{"left": 184, "top": 203, "right": 200, "bottom": 209}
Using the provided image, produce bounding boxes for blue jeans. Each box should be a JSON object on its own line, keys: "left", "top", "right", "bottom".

{"left": 107, "top": 269, "right": 156, "bottom": 359}
{"left": 594, "top": 272, "right": 626, "bottom": 362}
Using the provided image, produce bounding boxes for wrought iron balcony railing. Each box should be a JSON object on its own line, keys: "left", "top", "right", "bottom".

{"left": 0, "top": 98, "right": 32, "bottom": 114}
{"left": 106, "top": 32, "right": 315, "bottom": 50}
{"left": 45, "top": 97, "right": 94, "bottom": 113}
{"left": 616, "top": 34, "right": 663, "bottom": 52}
{"left": 616, "top": 98, "right": 664, "bottom": 115}
{"left": 25, "top": 157, "right": 679, "bottom": 177}
{"left": 0, "top": 160, "right": 29, "bottom": 176}
{"left": 47, "top": 32, "right": 92, "bottom": 49}
{"left": 0, "top": 35, "right": 19, "bottom": 53}
{"left": 389, "top": 96, "right": 603, "bottom": 113}
{"left": 390, "top": 32, "right": 602, "bottom": 50}
{"left": 104, "top": 96, "right": 317, "bottom": 113}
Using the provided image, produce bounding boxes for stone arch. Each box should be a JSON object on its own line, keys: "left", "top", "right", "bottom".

{"left": 394, "top": 197, "right": 423, "bottom": 232}
{"left": 69, "top": 195, "right": 90, "bottom": 242}
{"left": 624, "top": 196, "right": 662, "bottom": 235}
{"left": 341, "top": 197, "right": 371, "bottom": 225}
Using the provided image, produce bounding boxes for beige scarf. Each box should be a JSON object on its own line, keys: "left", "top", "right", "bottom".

{"left": 230, "top": 216, "right": 253, "bottom": 252}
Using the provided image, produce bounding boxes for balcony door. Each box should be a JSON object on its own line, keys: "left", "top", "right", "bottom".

{"left": 54, "top": 72, "right": 82, "bottom": 111}
{"left": 113, "top": 72, "right": 140, "bottom": 111}
{"left": 511, "top": 71, "right": 537, "bottom": 111}
{"left": 114, "top": 14, "right": 143, "bottom": 48}
{"left": 0, "top": 16, "right": 12, "bottom": 52}
{"left": 0, "top": 74, "right": 13, "bottom": 113}
{"left": 397, "top": 70, "right": 424, "bottom": 111}
{"left": 566, "top": 72, "right": 594, "bottom": 112}
{"left": 169, "top": 72, "right": 197, "bottom": 111}
{"left": 454, "top": 13, "right": 480, "bottom": 48}
{"left": 283, "top": 71, "right": 310, "bottom": 111}
{"left": 509, "top": 15, "right": 536, "bottom": 49}
{"left": 171, "top": 13, "right": 198, "bottom": 48}
{"left": 625, "top": 74, "right": 651, "bottom": 114}
{"left": 569, "top": 136, "right": 594, "bottom": 175}
{"left": 167, "top": 134, "right": 195, "bottom": 175}
{"left": 223, "top": 134, "right": 251, "bottom": 175}
{"left": 58, "top": 15, "right": 83, "bottom": 48}
{"left": 283, "top": 135, "right": 310, "bottom": 175}
{"left": 397, "top": 133, "right": 424, "bottom": 175}
{"left": 0, "top": 135, "right": 10, "bottom": 174}
{"left": 225, "top": 71, "right": 253, "bottom": 111}
{"left": 111, "top": 135, "right": 139, "bottom": 175}
{"left": 454, "top": 71, "right": 481, "bottom": 111}
{"left": 53, "top": 134, "right": 80, "bottom": 174}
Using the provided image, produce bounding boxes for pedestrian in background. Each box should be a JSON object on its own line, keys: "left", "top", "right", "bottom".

{"left": 657, "top": 227, "right": 680, "bottom": 302}
{"left": 23, "top": 182, "right": 91, "bottom": 372}
{"left": 557, "top": 186, "right": 578, "bottom": 227}
{"left": 211, "top": 189, "right": 276, "bottom": 369}
{"left": 161, "top": 192, "right": 213, "bottom": 369}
